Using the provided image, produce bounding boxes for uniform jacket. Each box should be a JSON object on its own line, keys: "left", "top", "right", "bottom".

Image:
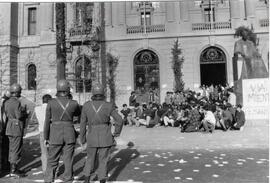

{"left": 4, "top": 97, "right": 25, "bottom": 136}
{"left": 44, "top": 96, "right": 81, "bottom": 145}
{"left": 80, "top": 99, "right": 123, "bottom": 147}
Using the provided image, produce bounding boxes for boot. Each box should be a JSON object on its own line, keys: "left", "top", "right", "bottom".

{"left": 100, "top": 179, "right": 106, "bottom": 183}
{"left": 84, "top": 176, "right": 90, "bottom": 183}
{"left": 10, "top": 164, "right": 25, "bottom": 178}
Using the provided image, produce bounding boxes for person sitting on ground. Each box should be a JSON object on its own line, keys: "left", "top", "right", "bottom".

{"left": 214, "top": 105, "right": 228, "bottom": 131}
{"left": 155, "top": 103, "right": 168, "bottom": 127}
{"left": 181, "top": 103, "right": 201, "bottom": 133}
{"left": 162, "top": 106, "right": 175, "bottom": 127}
{"left": 120, "top": 104, "right": 132, "bottom": 126}
{"left": 232, "top": 104, "right": 245, "bottom": 131}
{"left": 222, "top": 104, "right": 234, "bottom": 130}
{"left": 144, "top": 103, "right": 159, "bottom": 128}
{"left": 201, "top": 105, "right": 216, "bottom": 133}
{"left": 178, "top": 105, "right": 190, "bottom": 128}
{"left": 130, "top": 103, "right": 142, "bottom": 127}
{"left": 136, "top": 104, "right": 151, "bottom": 127}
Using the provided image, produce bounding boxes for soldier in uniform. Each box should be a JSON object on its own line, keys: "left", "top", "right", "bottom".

{"left": 80, "top": 83, "right": 123, "bottom": 183}
{"left": 4, "top": 84, "right": 26, "bottom": 177}
{"left": 1, "top": 90, "right": 11, "bottom": 172}
{"left": 44, "top": 80, "right": 81, "bottom": 183}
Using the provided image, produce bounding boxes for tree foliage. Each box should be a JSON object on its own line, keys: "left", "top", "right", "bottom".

{"left": 55, "top": 3, "right": 66, "bottom": 81}
{"left": 171, "top": 39, "right": 185, "bottom": 92}
{"left": 106, "top": 53, "right": 119, "bottom": 103}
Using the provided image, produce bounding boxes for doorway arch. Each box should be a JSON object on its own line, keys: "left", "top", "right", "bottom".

{"left": 200, "top": 46, "right": 227, "bottom": 86}
{"left": 133, "top": 49, "right": 160, "bottom": 101}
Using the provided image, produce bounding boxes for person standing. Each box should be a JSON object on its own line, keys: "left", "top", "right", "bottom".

{"left": 34, "top": 94, "right": 52, "bottom": 174}
{"left": 129, "top": 91, "right": 137, "bottom": 107}
{"left": 44, "top": 80, "right": 81, "bottom": 183}
{"left": 4, "top": 84, "right": 27, "bottom": 177}
{"left": 80, "top": 83, "right": 123, "bottom": 183}
{"left": 1, "top": 90, "right": 11, "bottom": 173}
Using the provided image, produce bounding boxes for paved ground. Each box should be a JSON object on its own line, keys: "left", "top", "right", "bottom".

{"left": 0, "top": 125, "right": 269, "bottom": 183}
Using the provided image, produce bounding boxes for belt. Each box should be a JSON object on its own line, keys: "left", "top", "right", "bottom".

{"left": 91, "top": 123, "right": 109, "bottom": 126}
{"left": 51, "top": 121, "right": 73, "bottom": 126}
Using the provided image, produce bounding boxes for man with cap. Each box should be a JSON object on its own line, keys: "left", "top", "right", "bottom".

{"left": 80, "top": 83, "right": 123, "bottom": 183}
{"left": 44, "top": 80, "right": 81, "bottom": 183}
{"left": 3, "top": 84, "right": 26, "bottom": 177}
{"left": 1, "top": 90, "right": 11, "bottom": 172}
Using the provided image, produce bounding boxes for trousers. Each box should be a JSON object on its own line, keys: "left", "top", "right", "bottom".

{"left": 39, "top": 133, "right": 48, "bottom": 173}
{"left": 8, "top": 136, "right": 23, "bottom": 165}
{"left": 84, "top": 147, "right": 110, "bottom": 181}
{"left": 44, "top": 143, "right": 75, "bottom": 182}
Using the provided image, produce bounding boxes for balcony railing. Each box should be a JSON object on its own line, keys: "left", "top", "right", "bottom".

{"left": 192, "top": 21, "right": 231, "bottom": 31}
{"left": 126, "top": 24, "right": 165, "bottom": 34}
{"left": 69, "top": 25, "right": 93, "bottom": 37}
{"left": 259, "top": 19, "right": 269, "bottom": 27}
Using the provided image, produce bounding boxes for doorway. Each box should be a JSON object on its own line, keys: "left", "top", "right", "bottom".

{"left": 134, "top": 50, "right": 160, "bottom": 103}
{"left": 200, "top": 46, "right": 227, "bottom": 86}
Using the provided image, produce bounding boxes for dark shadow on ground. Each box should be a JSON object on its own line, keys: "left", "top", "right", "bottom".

{"left": 107, "top": 142, "right": 140, "bottom": 181}
{"left": 19, "top": 136, "right": 42, "bottom": 174}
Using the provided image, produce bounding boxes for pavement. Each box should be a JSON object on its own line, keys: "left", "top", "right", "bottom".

{"left": 0, "top": 125, "right": 269, "bottom": 183}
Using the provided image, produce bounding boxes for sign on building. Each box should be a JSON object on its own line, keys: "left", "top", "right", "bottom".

{"left": 242, "top": 78, "right": 269, "bottom": 120}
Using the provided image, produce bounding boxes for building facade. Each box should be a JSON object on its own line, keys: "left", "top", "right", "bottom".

{"left": 0, "top": 1, "right": 269, "bottom": 106}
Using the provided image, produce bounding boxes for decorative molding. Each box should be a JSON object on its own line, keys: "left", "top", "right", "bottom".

{"left": 47, "top": 52, "right": 56, "bottom": 66}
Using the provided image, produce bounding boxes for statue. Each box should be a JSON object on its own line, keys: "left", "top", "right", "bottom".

{"left": 234, "top": 29, "right": 268, "bottom": 79}
{"left": 233, "top": 27, "right": 269, "bottom": 105}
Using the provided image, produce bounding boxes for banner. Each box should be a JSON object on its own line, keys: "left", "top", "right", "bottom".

{"left": 242, "top": 78, "right": 269, "bottom": 120}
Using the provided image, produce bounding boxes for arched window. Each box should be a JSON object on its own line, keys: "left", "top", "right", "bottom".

{"left": 75, "top": 56, "right": 92, "bottom": 93}
{"left": 27, "top": 64, "right": 36, "bottom": 90}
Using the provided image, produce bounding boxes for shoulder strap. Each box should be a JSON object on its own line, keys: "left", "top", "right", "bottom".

{"left": 90, "top": 102, "right": 105, "bottom": 122}
{"left": 56, "top": 98, "right": 71, "bottom": 120}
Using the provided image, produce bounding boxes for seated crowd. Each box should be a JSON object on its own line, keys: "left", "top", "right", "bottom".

{"left": 119, "top": 84, "right": 245, "bottom": 133}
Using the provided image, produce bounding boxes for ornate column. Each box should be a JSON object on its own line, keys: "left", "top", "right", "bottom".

{"left": 105, "top": 2, "right": 112, "bottom": 26}
{"left": 166, "top": 2, "right": 175, "bottom": 22}
{"left": 179, "top": 0, "right": 189, "bottom": 22}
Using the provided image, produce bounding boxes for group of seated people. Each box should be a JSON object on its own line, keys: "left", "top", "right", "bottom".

{"left": 119, "top": 86, "right": 245, "bottom": 133}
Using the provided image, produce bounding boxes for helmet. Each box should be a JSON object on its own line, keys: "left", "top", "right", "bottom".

{"left": 10, "top": 84, "right": 22, "bottom": 93}
{"left": 56, "top": 80, "right": 70, "bottom": 92}
{"left": 4, "top": 90, "right": 11, "bottom": 98}
{"left": 92, "top": 83, "right": 104, "bottom": 95}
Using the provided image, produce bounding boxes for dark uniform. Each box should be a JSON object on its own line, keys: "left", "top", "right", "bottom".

{"left": 44, "top": 80, "right": 81, "bottom": 182}
{"left": 1, "top": 91, "right": 11, "bottom": 172}
{"left": 80, "top": 84, "right": 123, "bottom": 183}
{"left": 4, "top": 84, "right": 27, "bottom": 177}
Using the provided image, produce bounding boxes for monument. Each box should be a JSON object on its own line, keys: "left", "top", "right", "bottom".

{"left": 233, "top": 27, "right": 269, "bottom": 123}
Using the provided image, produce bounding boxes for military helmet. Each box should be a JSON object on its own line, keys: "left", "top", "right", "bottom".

{"left": 92, "top": 83, "right": 104, "bottom": 95}
{"left": 56, "top": 80, "right": 70, "bottom": 92}
{"left": 4, "top": 90, "right": 11, "bottom": 98}
{"left": 10, "top": 83, "right": 22, "bottom": 93}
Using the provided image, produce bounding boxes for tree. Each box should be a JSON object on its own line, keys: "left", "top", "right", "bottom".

{"left": 106, "top": 53, "right": 119, "bottom": 104}
{"left": 171, "top": 39, "right": 185, "bottom": 92}
{"left": 55, "top": 3, "right": 66, "bottom": 81}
